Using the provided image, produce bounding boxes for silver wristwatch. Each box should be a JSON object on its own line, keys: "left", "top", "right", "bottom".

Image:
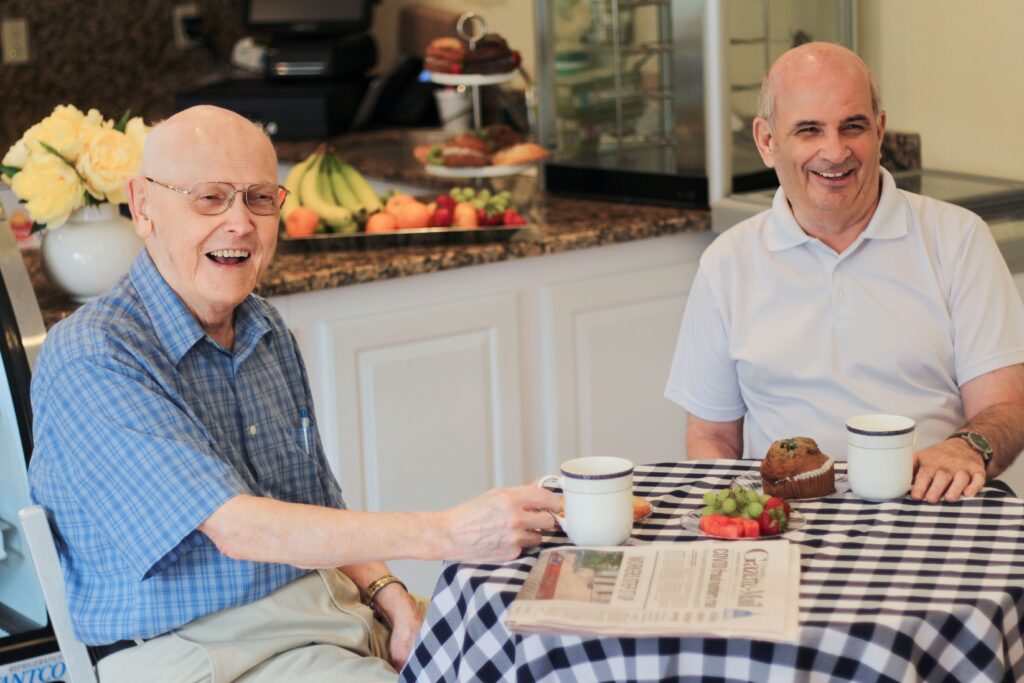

{"left": 950, "top": 431, "right": 993, "bottom": 467}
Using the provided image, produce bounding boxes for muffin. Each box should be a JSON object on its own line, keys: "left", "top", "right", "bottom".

{"left": 760, "top": 437, "right": 836, "bottom": 499}
{"left": 463, "top": 34, "right": 517, "bottom": 74}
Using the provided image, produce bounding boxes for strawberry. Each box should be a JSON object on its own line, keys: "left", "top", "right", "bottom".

{"left": 429, "top": 207, "right": 453, "bottom": 227}
{"left": 502, "top": 208, "right": 527, "bottom": 226}
{"left": 758, "top": 498, "right": 791, "bottom": 536}
{"left": 477, "top": 207, "right": 502, "bottom": 226}
{"left": 435, "top": 195, "right": 456, "bottom": 211}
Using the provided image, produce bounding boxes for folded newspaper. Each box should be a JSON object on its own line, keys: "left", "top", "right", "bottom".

{"left": 506, "top": 540, "right": 800, "bottom": 642}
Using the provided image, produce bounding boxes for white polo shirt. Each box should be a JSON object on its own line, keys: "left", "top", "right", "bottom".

{"left": 666, "top": 168, "right": 1024, "bottom": 461}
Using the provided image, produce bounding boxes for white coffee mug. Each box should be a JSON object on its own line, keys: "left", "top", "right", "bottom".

{"left": 538, "top": 456, "right": 634, "bottom": 546}
{"left": 846, "top": 414, "right": 915, "bottom": 501}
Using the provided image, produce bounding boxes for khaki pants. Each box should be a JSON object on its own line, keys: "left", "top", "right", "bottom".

{"left": 98, "top": 570, "right": 427, "bottom": 683}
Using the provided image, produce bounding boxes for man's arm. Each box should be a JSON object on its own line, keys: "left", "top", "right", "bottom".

{"left": 911, "top": 363, "right": 1024, "bottom": 503}
{"left": 198, "top": 484, "right": 560, "bottom": 567}
{"left": 686, "top": 414, "right": 744, "bottom": 460}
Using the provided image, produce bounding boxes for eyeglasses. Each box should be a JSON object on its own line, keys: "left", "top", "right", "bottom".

{"left": 144, "top": 177, "right": 290, "bottom": 216}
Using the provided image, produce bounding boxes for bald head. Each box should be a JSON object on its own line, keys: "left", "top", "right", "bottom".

{"left": 757, "top": 42, "right": 880, "bottom": 129}
{"left": 141, "top": 105, "right": 277, "bottom": 183}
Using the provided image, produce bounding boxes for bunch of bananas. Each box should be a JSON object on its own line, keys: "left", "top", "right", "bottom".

{"left": 281, "top": 146, "right": 383, "bottom": 234}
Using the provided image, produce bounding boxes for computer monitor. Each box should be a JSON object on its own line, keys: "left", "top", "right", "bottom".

{"left": 246, "top": 0, "right": 374, "bottom": 39}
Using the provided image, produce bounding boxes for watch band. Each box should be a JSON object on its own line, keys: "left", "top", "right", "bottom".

{"left": 363, "top": 574, "right": 407, "bottom": 610}
{"left": 950, "top": 431, "right": 993, "bottom": 466}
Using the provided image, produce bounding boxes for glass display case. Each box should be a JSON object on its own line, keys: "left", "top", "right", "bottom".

{"left": 535, "top": 0, "right": 855, "bottom": 207}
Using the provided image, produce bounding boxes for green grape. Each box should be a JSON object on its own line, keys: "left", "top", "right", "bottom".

{"left": 701, "top": 505, "right": 717, "bottom": 516}
{"left": 760, "top": 493, "right": 771, "bottom": 504}
{"left": 703, "top": 491, "right": 717, "bottom": 506}
{"left": 478, "top": 189, "right": 492, "bottom": 201}
{"left": 747, "top": 502, "right": 763, "bottom": 518}
{"left": 721, "top": 498, "right": 737, "bottom": 514}
{"left": 716, "top": 490, "right": 730, "bottom": 504}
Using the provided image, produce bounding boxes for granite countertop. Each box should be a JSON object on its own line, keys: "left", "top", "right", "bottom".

{"left": 25, "top": 127, "right": 712, "bottom": 328}
{"left": 24, "top": 128, "right": 921, "bottom": 329}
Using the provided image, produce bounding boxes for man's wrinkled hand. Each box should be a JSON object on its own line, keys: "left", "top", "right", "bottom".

{"left": 911, "top": 440, "right": 986, "bottom": 503}
{"left": 375, "top": 586, "right": 424, "bottom": 671}
{"left": 440, "top": 484, "right": 561, "bottom": 564}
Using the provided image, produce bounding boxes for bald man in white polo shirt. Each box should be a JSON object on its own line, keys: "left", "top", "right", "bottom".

{"left": 665, "top": 42, "right": 1024, "bottom": 503}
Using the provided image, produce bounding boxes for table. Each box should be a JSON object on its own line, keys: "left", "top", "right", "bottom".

{"left": 401, "top": 460, "right": 1024, "bottom": 682}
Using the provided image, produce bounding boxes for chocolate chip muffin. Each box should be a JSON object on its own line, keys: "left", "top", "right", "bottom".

{"left": 760, "top": 437, "right": 836, "bottom": 499}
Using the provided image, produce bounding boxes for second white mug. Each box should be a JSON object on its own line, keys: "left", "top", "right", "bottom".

{"left": 538, "top": 456, "right": 634, "bottom": 546}
{"left": 846, "top": 414, "right": 915, "bottom": 501}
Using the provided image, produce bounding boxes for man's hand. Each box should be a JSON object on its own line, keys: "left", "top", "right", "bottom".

{"left": 438, "top": 484, "right": 560, "bottom": 563}
{"left": 373, "top": 582, "right": 424, "bottom": 671}
{"left": 910, "top": 439, "right": 986, "bottom": 503}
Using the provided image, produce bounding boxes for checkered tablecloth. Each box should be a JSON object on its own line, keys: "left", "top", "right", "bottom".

{"left": 401, "top": 460, "right": 1024, "bottom": 682}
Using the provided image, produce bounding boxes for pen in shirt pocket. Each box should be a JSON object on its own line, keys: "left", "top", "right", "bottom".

{"left": 300, "top": 407, "right": 311, "bottom": 455}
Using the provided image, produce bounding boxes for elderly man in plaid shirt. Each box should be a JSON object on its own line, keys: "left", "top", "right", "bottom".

{"left": 28, "top": 105, "right": 560, "bottom": 682}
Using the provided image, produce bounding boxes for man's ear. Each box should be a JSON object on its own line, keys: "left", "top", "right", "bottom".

{"left": 752, "top": 117, "right": 775, "bottom": 168}
{"left": 876, "top": 110, "right": 887, "bottom": 149}
{"left": 125, "top": 176, "right": 152, "bottom": 239}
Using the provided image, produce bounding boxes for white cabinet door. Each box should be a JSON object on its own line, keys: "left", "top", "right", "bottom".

{"left": 545, "top": 262, "right": 699, "bottom": 466}
{"left": 317, "top": 292, "right": 523, "bottom": 594}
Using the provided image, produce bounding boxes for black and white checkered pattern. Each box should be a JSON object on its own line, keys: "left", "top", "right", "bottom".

{"left": 401, "top": 461, "right": 1024, "bottom": 682}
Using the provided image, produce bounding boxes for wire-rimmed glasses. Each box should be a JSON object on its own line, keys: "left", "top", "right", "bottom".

{"left": 144, "top": 177, "right": 290, "bottom": 216}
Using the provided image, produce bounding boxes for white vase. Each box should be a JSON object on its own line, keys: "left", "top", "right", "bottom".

{"left": 40, "top": 204, "right": 143, "bottom": 303}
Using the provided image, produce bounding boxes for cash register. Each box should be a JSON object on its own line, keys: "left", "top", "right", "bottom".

{"left": 175, "top": 0, "right": 377, "bottom": 138}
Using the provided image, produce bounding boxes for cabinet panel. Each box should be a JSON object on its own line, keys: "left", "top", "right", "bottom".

{"left": 320, "top": 292, "right": 522, "bottom": 594}
{"left": 322, "top": 293, "right": 522, "bottom": 512}
{"left": 546, "top": 262, "right": 698, "bottom": 465}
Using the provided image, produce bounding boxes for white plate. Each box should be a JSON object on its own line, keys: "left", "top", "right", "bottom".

{"left": 427, "top": 70, "right": 518, "bottom": 86}
{"left": 424, "top": 163, "right": 536, "bottom": 178}
{"left": 734, "top": 471, "right": 850, "bottom": 499}
{"left": 681, "top": 508, "right": 806, "bottom": 539}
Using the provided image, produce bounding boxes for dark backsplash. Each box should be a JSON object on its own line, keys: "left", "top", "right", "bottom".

{"left": 0, "top": 0, "right": 247, "bottom": 154}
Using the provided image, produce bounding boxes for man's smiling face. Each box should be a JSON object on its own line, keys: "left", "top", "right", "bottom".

{"left": 753, "top": 46, "right": 886, "bottom": 235}
{"left": 132, "top": 107, "right": 279, "bottom": 329}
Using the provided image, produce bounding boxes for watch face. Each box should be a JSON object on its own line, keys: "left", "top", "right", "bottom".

{"left": 959, "top": 432, "right": 993, "bottom": 461}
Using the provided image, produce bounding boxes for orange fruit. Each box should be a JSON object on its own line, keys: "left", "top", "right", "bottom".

{"left": 452, "top": 201, "right": 478, "bottom": 228}
{"left": 392, "top": 200, "right": 431, "bottom": 229}
{"left": 384, "top": 193, "right": 416, "bottom": 215}
{"left": 365, "top": 211, "right": 398, "bottom": 233}
{"left": 284, "top": 206, "right": 319, "bottom": 238}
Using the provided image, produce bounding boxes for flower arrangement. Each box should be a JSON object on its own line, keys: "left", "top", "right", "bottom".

{"left": 0, "top": 105, "right": 149, "bottom": 231}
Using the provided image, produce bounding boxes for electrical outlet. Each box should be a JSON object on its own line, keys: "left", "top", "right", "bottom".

{"left": 1, "top": 18, "right": 30, "bottom": 64}
{"left": 172, "top": 3, "right": 200, "bottom": 49}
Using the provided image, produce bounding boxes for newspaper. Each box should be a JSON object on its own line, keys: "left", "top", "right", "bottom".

{"left": 506, "top": 540, "right": 800, "bottom": 642}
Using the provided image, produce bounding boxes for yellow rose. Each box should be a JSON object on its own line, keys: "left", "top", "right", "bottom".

{"left": 2, "top": 138, "right": 29, "bottom": 170}
{"left": 22, "top": 105, "right": 90, "bottom": 160}
{"left": 10, "top": 153, "right": 85, "bottom": 228}
{"left": 75, "top": 121, "right": 147, "bottom": 204}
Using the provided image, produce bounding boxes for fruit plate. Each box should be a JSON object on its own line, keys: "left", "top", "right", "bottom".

{"left": 680, "top": 508, "right": 806, "bottom": 540}
{"left": 733, "top": 472, "right": 850, "bottom": 499}
{"left": 427, "top": 70, "right": 518, "bottom": 86}
{"left": 277, "top": 224, "right": 528, "bottom": 253}
{"left": 424, "top": 163, "right": 537, "bottom": 178}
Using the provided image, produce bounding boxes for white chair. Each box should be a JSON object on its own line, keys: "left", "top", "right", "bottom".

{"left": 18, "top": 505, "right": 97, "bottom": 683}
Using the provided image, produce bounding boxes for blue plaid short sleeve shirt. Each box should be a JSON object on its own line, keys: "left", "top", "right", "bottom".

{"left": 29, "top": 250, "right": 345, "bottom": 644}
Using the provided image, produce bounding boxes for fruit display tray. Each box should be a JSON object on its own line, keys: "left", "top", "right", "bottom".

{"left": 277, "top": 224, "right": 527, "bottom": 253}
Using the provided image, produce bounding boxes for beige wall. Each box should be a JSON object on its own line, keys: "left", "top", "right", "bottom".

{"left": 858, "top": 0, "right": 1024, "bottom": 181}
{"left": 371, "top": 0, "right": 537, "bottom": 76}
